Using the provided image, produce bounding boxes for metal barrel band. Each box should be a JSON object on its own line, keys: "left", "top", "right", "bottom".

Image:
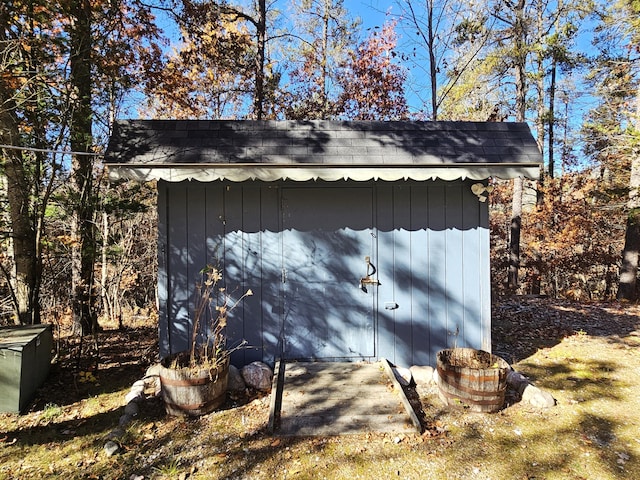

{"left": 159, "top": 375, "right": 212, "bottom": 387}
{"left": 437, "top": 367, "right": 507, "bottom": 397}
{"left": 439, "top": 388, "right": 503, "bottom": 407}
{"left": 438, "top": 368, "right": 505, "bottom": 383}
{"left": 165, "top": 395, "right": 224, "bottom": 412}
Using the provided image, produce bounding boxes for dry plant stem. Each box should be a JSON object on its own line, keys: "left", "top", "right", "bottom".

{"left": 189, "top": 270, "right": 215, "bottom": 367}
{"left": 183, "top": 266, "right": 252, "bottom": 369}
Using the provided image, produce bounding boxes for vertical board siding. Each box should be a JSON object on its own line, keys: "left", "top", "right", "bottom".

{"left": 375, "top": 186, "right": 396, "bottom": 362}
{"left": 426, "top": 183, "right": 447, "bottom": 365}
{"left": 479, "top": 195, "right": 491, "bottom": 352}
{"left": 391, "top": 186, "right": 413, "bottom": 366}
{"left": 461, "top": 185, "right": 484, "bottom": 352}
{"left": 281, "top": 186, "right": 375, "bottom": 360}
{"left": 187, "top": 183, "right": 207, "bottom": 352}
{"left": 259, "top": 186, "right": 282, "bottom": 365}
{"left": 157, "top": 181, "right": 169, "bottom": 356}
{"left": 241, "top": 186, "right": 264, "bottom": 364}
{"left": 445, "top": 184, "right": 465, "bottom": 349}
{"left": 159, "top": 179, "right": 490, "bottom": 368}
{"left": 410, "top": 187, "right": 430, "bottom": 366}
{"left": 222, "top": 185, "right": 245, "bottom": 365}
{"left": 167, "top": 183, "right": 190, "bottom": 356}
{"left": 204, "top": 183, "right": 225, "bottom": 363}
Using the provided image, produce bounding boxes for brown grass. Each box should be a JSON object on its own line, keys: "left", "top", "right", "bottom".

{"left": 1, "top": 298, "right": 639, "bottom": 479}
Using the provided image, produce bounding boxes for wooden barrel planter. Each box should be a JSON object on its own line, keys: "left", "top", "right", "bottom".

{"left": 159, "top": 357, "right": 229, "bottom": 416}
{"left": 436, "top": 348, "right": 510, "bottom": 413}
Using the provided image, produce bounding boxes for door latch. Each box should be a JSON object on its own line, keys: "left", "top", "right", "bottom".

{"left": 360, "top": 256, "right": 380, "bottom": 292}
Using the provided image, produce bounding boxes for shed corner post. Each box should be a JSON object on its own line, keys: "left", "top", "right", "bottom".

{"left": 157, "top": 179, "right": 170, "bottom": 359}
{"left": 480, "top": 189, "right": 492, "bottom": 354}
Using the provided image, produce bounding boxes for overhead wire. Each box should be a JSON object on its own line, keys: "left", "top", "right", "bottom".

{"left": 0, "top": 144, "right": 103, "bottom": 156}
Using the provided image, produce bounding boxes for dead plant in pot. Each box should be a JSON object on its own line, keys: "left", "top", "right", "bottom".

{"left": 159, "top": 265, "right": 253, "bottom": 416}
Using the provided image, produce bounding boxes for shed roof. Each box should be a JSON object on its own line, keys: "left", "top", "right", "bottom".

{"left": 104, "top": 120, "right": 541, "bottom": 182}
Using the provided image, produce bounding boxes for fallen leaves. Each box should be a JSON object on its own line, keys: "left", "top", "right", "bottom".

{"left": 492, "top": 296, "right": 640, "bottom": 363}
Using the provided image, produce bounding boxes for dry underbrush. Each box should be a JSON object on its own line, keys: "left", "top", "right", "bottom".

{"left": 1, "top": 298, "right": 639, "bottom": 480}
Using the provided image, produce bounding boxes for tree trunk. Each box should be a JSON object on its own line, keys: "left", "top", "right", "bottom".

{"left": 320, "top": 0, "right": 330, "bottom": 118}
{"left": 509, "top": 177, "right": 524, "bottom": 289}
{"left": 514, "top": 0, "right": 527, "bottom": 123}
{"left": 618, "top": 209, "right": 640, "bottom": 300}
{"left": 253, "top": 0, "right": 266, "bottom": 119}
{"left": 530, "top": 1, "right": 546, "bottom": 295}
{"left": 547, "top": 0, "right": 562, "bottom": 179}
{"left": 69, "top": 0, "right": 98, "bottom": 334}
{"left": 0, "top": 73, "right": 38, "bottom": 324}
{"left": 535, "top": 0, "right": 545, "bottom": 158}
{"left": 508, "top": 0, "right": 527, "bottom": 291}
{"left": 617, "top": 93, "right": 640, "bottom": 300}
{"left": 101, "top": 208, "right": 111, "bottom": 321}
{"left": 427, "top": 0, "right": 437, "bottom": 120}
{"left": 548, "top": 62, "right": 557, "bottom": 178}
{"left": 1, "top": 147, "right": 38, "bottom": 324}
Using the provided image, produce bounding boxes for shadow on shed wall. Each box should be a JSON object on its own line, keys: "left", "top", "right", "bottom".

{"left": 158, "top": 179, "right": 490, "bottom": 368}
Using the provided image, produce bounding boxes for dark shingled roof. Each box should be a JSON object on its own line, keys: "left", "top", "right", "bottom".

{"left": 105, "top": 120, "right": 541, "bottom": 182}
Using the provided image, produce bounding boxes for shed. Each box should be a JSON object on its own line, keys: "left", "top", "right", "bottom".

{"left": 105, "top": 120, "right": 541, "bottom": 368}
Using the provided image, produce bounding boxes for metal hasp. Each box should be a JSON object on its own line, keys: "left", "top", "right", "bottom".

{"left": 360, "top": 256, "right": 381, "bottom": 292}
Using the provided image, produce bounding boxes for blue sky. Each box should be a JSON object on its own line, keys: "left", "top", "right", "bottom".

{"left": 349, "top": 0, "right": 395, "bottom": 28}
{"left": 142, "top": 0, "right": 598, "bottom": 125}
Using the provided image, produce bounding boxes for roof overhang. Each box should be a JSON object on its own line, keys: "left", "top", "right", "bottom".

{"left": 107, "top": 163, "right": 541, "bottom": 183}
{"left": 104, "top": 120, "right": 543, "bottom": 183}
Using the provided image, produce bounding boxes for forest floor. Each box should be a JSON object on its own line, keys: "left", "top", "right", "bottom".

{"left": 1, "top": 297, "right": 640, "bottom": 480}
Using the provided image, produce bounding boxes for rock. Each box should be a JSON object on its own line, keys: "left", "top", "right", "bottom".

{"left": 241, "top": 361, "right": 273, "bottom": 391}
{"left": 522, "top": 384, "right": 556, "bottom": 408}
{"left": 124, "top": 401, "right": 139, "bottom": 416}
{"left": 286, "top": 365, "right": 308, "bottom": 377}
{"left": 119, "top": 413, "right": 134, "bottom": 428}
{"left": 104, "top": 440, "right": 120, "bottom": 457}
{"left": 506, "top": 370, "right": 529, "bottom": 395}
{"left": 107, "top": 427, "right": 126, "bottom": 441}
{"left": 410, "top": 365, "right": 436, "bottom": 386}
{"left": 144, "top": 364, "right": 162, "bottom": 395}
{"left": 540, "top": 390, "right": 556, "bottom": 407}
{"left": 125, "top": 389, "right": 145, "bottom": 404}
{"left": 506, "top": 370, "right": 555, "bottom": 408}
{"left": 392, "top": 367, "right": 412, "bottom": 386}
{"left": 130, "top": 383, "right": 145, "bottom": 395}
{"left": 227, "top": 364, "right": 246, "bottom": 392}
{"left": 132, "top": 379, "right": 146, "bottom": 389}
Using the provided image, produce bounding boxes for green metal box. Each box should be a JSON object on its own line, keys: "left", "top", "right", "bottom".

{"left": 0, "top": 324, "right": 53, "bottom": 413}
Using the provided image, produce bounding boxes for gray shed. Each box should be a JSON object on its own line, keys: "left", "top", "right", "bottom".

{"left": 105, "top": 120, "right": 541, "bottom": 368}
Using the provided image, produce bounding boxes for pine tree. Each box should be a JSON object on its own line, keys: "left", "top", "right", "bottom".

{"left": 584, "top": 0, "right": 640, "bottom": 299}
{"left": 280, "top": 0, "right": 358, "bottom": 119}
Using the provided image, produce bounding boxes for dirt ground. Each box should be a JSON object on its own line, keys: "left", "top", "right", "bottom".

{"left": 1, "top": 297, "right": 639, "bottom": 480}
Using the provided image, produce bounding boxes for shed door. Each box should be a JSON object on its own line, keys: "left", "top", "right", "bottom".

{"left": 282, "top": 187, "right": 376, "bottom": 359}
